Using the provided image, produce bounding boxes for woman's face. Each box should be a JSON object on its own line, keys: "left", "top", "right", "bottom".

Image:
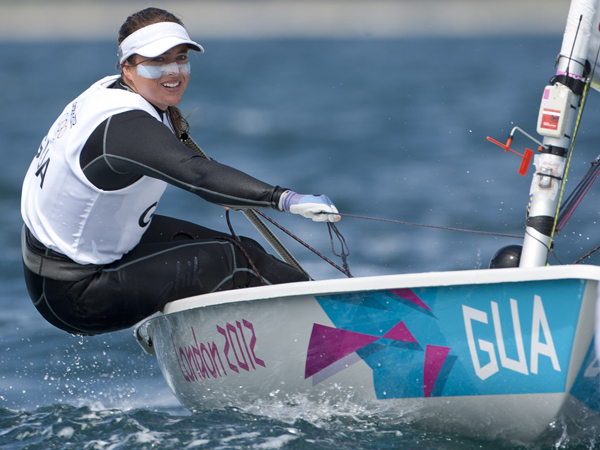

{"left": 122, "top": 44, "right": 190, "bottom": 110}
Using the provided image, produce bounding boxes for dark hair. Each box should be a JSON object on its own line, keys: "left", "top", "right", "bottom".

{"left": 118, "top": 7, "right": 189, "bottom": 137}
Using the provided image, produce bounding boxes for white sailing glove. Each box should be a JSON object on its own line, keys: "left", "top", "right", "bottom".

{"left": 280, "top": 191, "right": 341, "bottom": 222}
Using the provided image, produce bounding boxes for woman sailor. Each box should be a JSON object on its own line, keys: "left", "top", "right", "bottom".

{"left": 21, "top": 7, "right": 340, "bottom": 336}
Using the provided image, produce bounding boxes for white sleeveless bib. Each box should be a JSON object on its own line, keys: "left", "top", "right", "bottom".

{"left": 22, "top": 75, "right": 169, "bottom": 264}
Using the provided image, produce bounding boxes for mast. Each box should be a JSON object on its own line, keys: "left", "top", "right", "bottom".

{"left": 519, "top": 0, "right": 600, "bottom": 267}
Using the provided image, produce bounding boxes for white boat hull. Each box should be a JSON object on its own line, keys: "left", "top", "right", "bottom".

{"left": 136, "top": 265, "right": 600, "bottom": 443}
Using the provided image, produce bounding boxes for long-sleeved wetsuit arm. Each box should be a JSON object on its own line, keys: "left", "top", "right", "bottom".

{"left": 80, "top": 110, "right": 286, "bottom": 209}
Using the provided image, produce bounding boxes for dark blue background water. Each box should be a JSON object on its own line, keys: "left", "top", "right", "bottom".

{"left": 3, "top": 37, "right": 600, "bottom": 448}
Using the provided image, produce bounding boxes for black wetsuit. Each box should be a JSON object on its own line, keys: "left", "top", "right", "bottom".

{"left": 22, "top": 79, "right": 308, "bottom": 336}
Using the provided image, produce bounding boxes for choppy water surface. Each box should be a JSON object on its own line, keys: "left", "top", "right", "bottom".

{"left": 3, "top": 36, "right": 600, "bottom": 448}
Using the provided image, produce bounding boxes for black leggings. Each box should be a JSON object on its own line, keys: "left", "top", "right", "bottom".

{"left": 23, "top": 215, "right": 308, "bottom": 335}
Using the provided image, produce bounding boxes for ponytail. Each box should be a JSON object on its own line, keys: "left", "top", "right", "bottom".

{"left": 167, "top": 106, "right": 189, "bottom": 138}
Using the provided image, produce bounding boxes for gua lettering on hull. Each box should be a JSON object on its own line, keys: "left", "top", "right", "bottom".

{"left": 463, "top": 295, "right": 560, "bottom": 381}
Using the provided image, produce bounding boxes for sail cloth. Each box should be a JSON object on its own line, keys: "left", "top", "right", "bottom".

{"left": 564, "top": 0, "right": 600, "bottom": 90}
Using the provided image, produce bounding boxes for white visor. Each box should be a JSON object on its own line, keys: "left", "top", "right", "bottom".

{"left": 118, "top": 22, "right": 204, "bottom": 65}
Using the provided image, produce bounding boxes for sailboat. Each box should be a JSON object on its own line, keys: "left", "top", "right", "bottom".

{"left": 134, "top": 0, "right": 600, "bottom": 444}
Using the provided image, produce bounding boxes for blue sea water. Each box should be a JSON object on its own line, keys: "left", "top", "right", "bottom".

{"left": 3, "top": 36, "right": 600, "bottom": 448}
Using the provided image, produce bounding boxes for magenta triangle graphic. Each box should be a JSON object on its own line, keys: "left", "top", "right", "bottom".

{"left": 423, "top": 345, "right": 451, "bottom": 397}
{"left": 305, "top": 324, "right": 379, "bottom": 379}
{"left": 383, "top": 321, "right": 418, "bottom": 343}
{"left": 389, "top": 288, "right": 432, "bottom": 311}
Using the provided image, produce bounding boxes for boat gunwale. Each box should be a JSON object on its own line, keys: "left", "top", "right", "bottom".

{"left": 159, "top": 264, "right": 600, "bottom": 315}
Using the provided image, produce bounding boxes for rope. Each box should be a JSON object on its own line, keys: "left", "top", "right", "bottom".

{"left": 556, "top": 155, "right": 600, "bottom": 232}
{"left": 225, "top": 209, "right": 238, "bottom": 240}
{"left": 574, "top": 242, "right": 600, "bottom": 264}
{"left": 236, "top": 204, "right": 600, "bottom": 270}
{"left": 250, "top": 208, "right": 526, "bottom": 278}
{"left": 252, "top": 210, "right": 353, "bottom": 277}
{"left": 335, "top": 213, "right": 523, "bottom": 239}
{"left": 327, "top": 222, "right": 352, "bottom": 277}
{"left": 336, "top": 211, "right": 598, "bottom": 266}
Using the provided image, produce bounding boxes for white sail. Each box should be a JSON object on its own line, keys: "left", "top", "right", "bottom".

{"left": 559, "top": 0, "right": 599, "bottom": 78}
{"left": 587, "top": 4, "right": 600, "bottom": 90}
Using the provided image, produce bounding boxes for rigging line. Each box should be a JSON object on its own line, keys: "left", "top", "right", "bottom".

{"left": 548, "top": 250, "right": 565, "bottom": 266}
{"left": 327, "top": 222, "right": 352, "bottom": 277}
{"left": 574, "top": 242, "right": 600, "bottom": 264}
{"left": 252, "top": 209, "right": 352, "bottom": 277}
{"left": 334, "top": 213, "right": 523, "bottom": 239}
{"left": 556, "top": 155, "right": 600, "bottom": 231}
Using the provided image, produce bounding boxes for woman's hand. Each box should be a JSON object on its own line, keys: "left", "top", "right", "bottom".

{"left": 281, "top": 191, "right": 341, "bottom": 223}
